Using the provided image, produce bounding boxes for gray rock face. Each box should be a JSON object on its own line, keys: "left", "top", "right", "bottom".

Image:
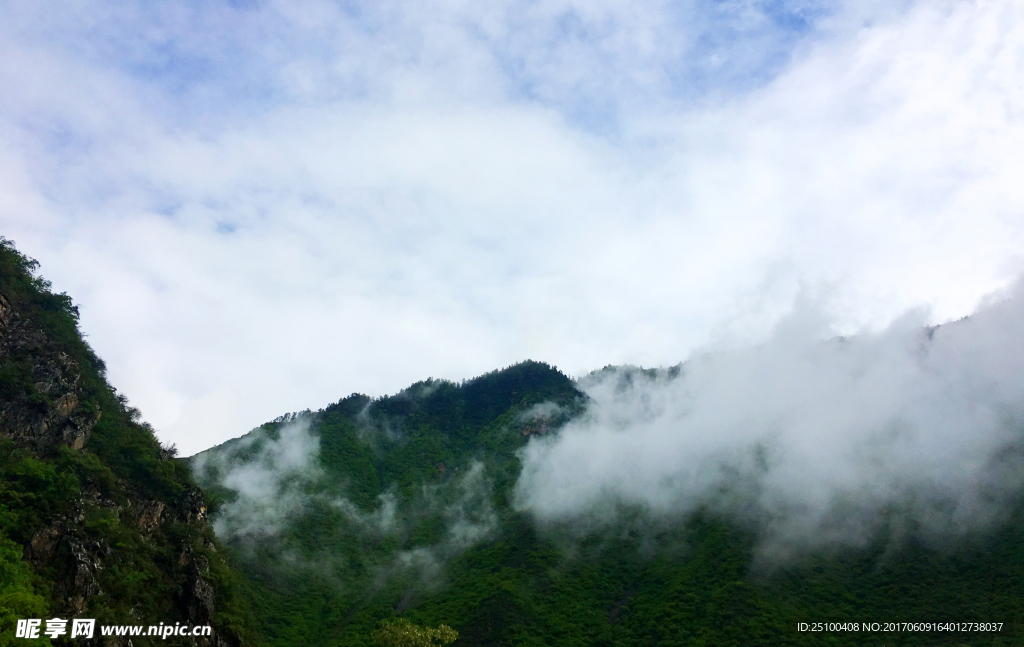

{"left": 0, "top": 293, "right": 101, "bottom": 452}
{"left": 28, "top": 508, "right": 105, "bottom": 616}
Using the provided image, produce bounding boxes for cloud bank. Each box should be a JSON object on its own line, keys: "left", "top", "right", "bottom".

{"left": 516, "top": 282, "right": 1024, "bottom": 555}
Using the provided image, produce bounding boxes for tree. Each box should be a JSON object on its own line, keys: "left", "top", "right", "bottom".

{"left": 0, "top": 532, "right": 52, "bottom": 647}
{"left": 372, "top": 618, "right": 458, "bottom": 647}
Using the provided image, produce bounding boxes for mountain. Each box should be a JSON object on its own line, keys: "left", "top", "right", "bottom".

{"left": 191, "top": 363, "right": 1024, "bottom": 646}
{"left": 0, "top": 239, "right": 255, "bottom": 646}
{"left": 6, "top": 233, "right": 1024, "bottom": 647}
{"left": 189, "top": 361, "right": 585, "bottom": 646}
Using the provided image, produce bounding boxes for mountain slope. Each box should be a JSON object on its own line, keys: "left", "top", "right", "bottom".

{"left": 190, "top": 360, "right": 584, "bottom": 646}
{"left": 0, "top": 239, "right": 255, "bottom": 646}
{"left": 192, "top": 361, "right": 1024, "bottom": 646}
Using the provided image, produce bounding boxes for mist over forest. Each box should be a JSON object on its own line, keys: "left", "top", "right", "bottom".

{"left": 180, "top": 279, "right": 1024, "bottom": 645}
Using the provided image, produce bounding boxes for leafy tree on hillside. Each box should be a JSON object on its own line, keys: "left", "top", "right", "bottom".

{"left": 372, "top": 618, "right": 458, "bottom": 647}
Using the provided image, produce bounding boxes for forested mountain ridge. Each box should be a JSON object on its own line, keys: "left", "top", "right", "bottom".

{"left": 188, "top": 361, "right": 588, "bottom": 645}
{"left": 192, "top": 357, "right": 1024, "bottom": 646}
{"left": 0, "top": 239, "right": 255, "bottom": 646}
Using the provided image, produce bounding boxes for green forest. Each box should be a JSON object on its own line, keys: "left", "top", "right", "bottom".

{"left": 192, "top": 361, "right": 1024, "bottom": 646}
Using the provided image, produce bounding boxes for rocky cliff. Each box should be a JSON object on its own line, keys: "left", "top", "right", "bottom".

{"left": 0, "top": 239, "right": 253, "bottom": 646}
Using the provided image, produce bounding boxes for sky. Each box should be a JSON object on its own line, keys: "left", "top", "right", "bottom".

{"left": 1, "top": 0, "right": 1022, "bottom": 455}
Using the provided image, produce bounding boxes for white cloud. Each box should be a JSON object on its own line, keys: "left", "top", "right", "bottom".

{"left": 0, "top": 0, "right": 1021, "bottom": 454}
{"left": 515, "top": 280, "right": 1024, "bottom": 557}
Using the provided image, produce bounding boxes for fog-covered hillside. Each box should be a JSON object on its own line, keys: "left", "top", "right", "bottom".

{"left": 191, "top": 289, "right": 1024, "bottom": 646}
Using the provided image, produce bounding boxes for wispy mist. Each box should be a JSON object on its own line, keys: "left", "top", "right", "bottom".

{"left": 515, "top": 281, "right": 1024, "bottom": 556}
{"left": 192, "top": 417, "right": 323, "bottom": 539}
{"left": 383, "top": 462, "right": 498, "bottom": 588}
{"left": 192, "top": 417, "right": 497, "bottom": 583}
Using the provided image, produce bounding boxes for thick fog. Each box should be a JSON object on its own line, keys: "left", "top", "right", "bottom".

{"left": 515, "top": 282, "right": 1024, "bottom": 555}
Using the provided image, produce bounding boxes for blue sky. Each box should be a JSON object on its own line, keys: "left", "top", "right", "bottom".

{"left": 2, "top": 0, "right": 1023, "bottom": 454}
{"left": 7, "top": 1, "right": 828, "bottom": 123}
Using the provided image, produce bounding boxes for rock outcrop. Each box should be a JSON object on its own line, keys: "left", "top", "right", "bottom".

{"left": 0, "top": 293, "right": 101, "bottom": 452}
